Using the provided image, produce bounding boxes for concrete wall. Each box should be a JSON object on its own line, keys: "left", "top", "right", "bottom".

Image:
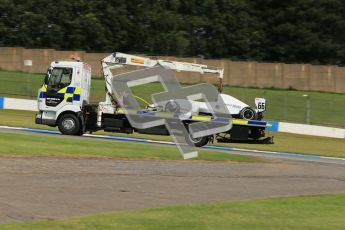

{"left": 0, "top": 97, "right": 37, "bottom": 111}
{"left": 1, "top": 47, "right": 345, "bottom": 93}
{"left": 279, "top": 122, "right": 345, "bottom": 139}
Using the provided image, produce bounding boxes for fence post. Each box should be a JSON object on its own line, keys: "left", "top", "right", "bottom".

{"left": 303, "top": 94, "right": 310, "bottom": 124}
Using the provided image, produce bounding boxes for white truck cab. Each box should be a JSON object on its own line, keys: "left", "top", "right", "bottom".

{"left": 36, "top": 61, "right": 91, "bottom": 134}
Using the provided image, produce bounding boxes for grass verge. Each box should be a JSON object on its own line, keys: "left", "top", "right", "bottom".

{"left": 225, "top": 132, "right": 345, "bottom": 158}
{"left": 1, "top": 109, "right": 344, "bottom": 158}
{"left": 1, "top": 194, "right": 344, "bottom": 230}
{"left": 0, "top": 131, "right": 259, "bottom": 162}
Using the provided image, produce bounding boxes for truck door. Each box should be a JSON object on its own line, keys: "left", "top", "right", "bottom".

{"left": 45, "top": 67, "right": 73, "bottom": 107}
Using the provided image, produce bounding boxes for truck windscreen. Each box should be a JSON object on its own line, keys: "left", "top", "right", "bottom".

{"left": 47, "top": 67, "right": 73, "bottom": 91}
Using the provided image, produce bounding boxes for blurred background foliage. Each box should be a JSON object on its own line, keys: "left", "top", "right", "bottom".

{"left": 1, "top": 0, "right": 345, "bottom": 65}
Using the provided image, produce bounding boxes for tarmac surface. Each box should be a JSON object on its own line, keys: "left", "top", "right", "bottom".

{"left": 1, "top": 156, "right": 345, "bottom": 224}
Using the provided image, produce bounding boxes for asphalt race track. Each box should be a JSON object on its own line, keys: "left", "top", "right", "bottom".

{"left": 0, "top": 126, "right": 345, "bottom": 224}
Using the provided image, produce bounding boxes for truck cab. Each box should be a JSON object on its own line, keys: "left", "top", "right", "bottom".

{"left": 35, "top": 61, "right": 91, "bottom": 134}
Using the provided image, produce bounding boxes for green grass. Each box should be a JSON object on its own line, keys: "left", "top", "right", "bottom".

{"left": 1, "top": 194, "right": 345, "bottom": 230}
{"left": 0, "top": 70, "right": 43, "bottom": 99}
{"left": 0, "top": 131, "right": 259, "bottom": 162}
{"left": 0, "top": 109, "right": 50, "bottom": 129}
{"left": 227, "top": 132, "right": 345, "bottom": 158}
{"left": 1, "top": 109, "right": 344, "bottom": 158}
{"left": 0, "top": 70, "right": 345, "bottom": 127}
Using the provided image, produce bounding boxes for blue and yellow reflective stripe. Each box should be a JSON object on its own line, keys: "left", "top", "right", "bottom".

{"left": 39, "top": 86, "right": 81, "bottom": 101}
{"left": 191, "top": 116, "right": 267, "bottom": 127}
{"left": 117, "top": 108, "right": 125, "bottom": 114}
{"left": 39, "top": 92, "right": 47, "bottom": 98}
{"left": 191, "top": 115, "right": 211, "bottom": 121}
{"left": 40, "top": 85, "right": 47, "bottom": 92}
{"left": 58, "top": 87, "right": 70, "bottom": 100}
{"left": 60, "top": 87, "right": 81, "bottom": 101}
{"left": 233, "top": 119, "right": 249, "bottom": 125}
{"left": 248, "top": 120, "right": 266, "bottom": 126}
{"left": 39, "top": 85, "right": 47, "bottom": 98}
{"left": 117, "top": 108, "right": 142, "bottom": 115}
{"left": 74, "top": 87, "right": 81, "bottom": 94}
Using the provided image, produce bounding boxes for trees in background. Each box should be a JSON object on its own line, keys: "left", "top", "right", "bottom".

{"left": 1, "top": 0, "right": 344, "bottom": 64}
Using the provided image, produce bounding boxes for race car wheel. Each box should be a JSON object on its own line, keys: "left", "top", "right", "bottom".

{"left": 165, "top": 100, "right": 180, "bottom": 113}
{"left": 240, "top": 107, "right": 257, "bottom": 120}
{"left": 189, "top": 135, "right": 210, "bottom": 147}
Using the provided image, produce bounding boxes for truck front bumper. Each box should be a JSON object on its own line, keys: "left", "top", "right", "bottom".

{"left": 35, "top": 112, "right": 56, "bottom": 126}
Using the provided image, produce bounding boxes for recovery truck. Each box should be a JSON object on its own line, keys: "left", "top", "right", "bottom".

{"left": 35, "top": 52, "right": 272, "bottom": 147}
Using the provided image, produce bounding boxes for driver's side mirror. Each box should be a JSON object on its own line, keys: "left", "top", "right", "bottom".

{"left": 44, "top": 67, "right": 52, "bottom": 85}
{"left": 44, "top": 74, "right": 49, "bottom": 85}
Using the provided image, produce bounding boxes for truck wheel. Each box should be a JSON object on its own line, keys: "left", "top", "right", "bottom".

{"left": 189, "top": 135, "right": 210, "bottom": 147}
{"left": 58, "top": 114, "right": 80, "bottom": 135}
{"left": 240, "top": 107, "right": 257, "bottom": 120}
{"left": 165, "top": 100, "right": 180, "bottom": 113}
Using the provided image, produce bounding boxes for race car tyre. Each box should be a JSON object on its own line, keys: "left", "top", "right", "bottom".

{"left": 239, "top": 107, "right": 257, "bottom": 120}
{"left": 189, "top": 135, "right": 210, "bottom": 147}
